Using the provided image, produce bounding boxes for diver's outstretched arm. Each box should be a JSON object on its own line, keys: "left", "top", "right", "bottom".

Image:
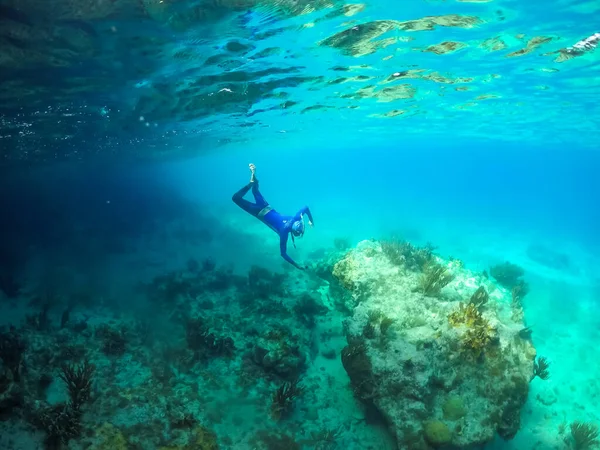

{"left": 280, "top": 234, "right": 304, "bottom": 270}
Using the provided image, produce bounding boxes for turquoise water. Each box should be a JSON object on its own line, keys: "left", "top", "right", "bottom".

{"left": 1, "top": 0, "right": 600, "bottom": 158}
{"left": 0, "top": 1, "right": 599, "bottom": 449}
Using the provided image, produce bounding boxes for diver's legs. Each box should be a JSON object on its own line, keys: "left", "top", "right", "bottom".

{"left": 248, "top": 163, "right": 268, "bottom": 207}
{"left": 251, "top": 180, "right": 267, "bottom": 207}
{"left": 232, "top": 183, "right": 263, "bottom": 216}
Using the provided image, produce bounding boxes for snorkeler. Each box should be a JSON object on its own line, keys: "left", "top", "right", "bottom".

{"left": 232, "top": 163, "right": 313, "bottom": 270}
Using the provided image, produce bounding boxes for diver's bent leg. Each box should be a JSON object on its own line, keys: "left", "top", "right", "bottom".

{"left": 232, "top": 183, "right": 254, "bottom": 213}
{"left": 251, "top": 179, "right": 268, "bottom": 207}
{"left": 233, "top": 182, "right": 252, "bottom": 200}
{"left": 233, "top": 183, "right": 263, "bottom": 216}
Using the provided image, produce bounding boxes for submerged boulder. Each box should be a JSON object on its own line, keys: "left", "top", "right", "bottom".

{"left": 332, "top": 240, "right": 536, "bottom": 449}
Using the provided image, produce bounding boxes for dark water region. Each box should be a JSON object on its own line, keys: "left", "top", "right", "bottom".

{"left": 0, "top": 162, "right": 261, "bottom": 302}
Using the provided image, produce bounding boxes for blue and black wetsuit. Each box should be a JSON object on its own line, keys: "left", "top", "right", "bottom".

{"left": 232, "top": 180, "right": 313, "bottom": 269}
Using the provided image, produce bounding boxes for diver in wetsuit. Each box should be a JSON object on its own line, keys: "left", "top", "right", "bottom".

{"left": 232, "top": 163, "right": 313, "bottom": 270}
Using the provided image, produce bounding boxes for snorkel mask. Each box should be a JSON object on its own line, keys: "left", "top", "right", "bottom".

{"left": 290, "top": 214, "right": 306, "bottom": 249}
{"left": 291, "top": 220, "right": 305, "bottom": 237}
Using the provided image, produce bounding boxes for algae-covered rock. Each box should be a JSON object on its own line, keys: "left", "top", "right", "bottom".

{"left": 193, "top": 425, "right": 219, "bottom": 450}
{"left": 157, "top": 425, "right": 219, "bottom": 450}
{"left": 251, "top": 327, "right": 307, "bottom": 379}
{"left": 90, "top": 423, "right": 128, "bottom": 450}
{"left": 332, "top": 240, "right": 536, "bottom": 449}
{"left": 442, "top": 396, "right": 467, "bottom": 421}
{"left": 423, "top": 420, "right": 452, "bottom": 446}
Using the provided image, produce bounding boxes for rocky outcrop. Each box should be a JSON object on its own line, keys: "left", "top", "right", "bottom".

{"left": 332, "top": 240, "right": 536, "bottom": 449}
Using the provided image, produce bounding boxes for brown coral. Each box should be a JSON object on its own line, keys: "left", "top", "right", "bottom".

{"left": 59, "top": 359, "right": 95, "bottom": 410}
{"left": 469, "top": 286, "right": 489, "bottom": 309}
{"left": 416, "top": 262, "right": 455, "bottom": 297}
{"left": 271, "top": 380, "right": 304, "bottom": 421}
{"left": 448, "top": 303, "right": 496, "bottom": 356}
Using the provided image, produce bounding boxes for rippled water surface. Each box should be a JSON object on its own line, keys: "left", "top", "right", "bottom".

{"left": 1, "top": 0, "right": 598, "bottom": 163}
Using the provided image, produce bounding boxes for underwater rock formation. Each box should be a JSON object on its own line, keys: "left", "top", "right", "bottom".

{"left": 526, "top": 243, "right": 573, "bottom": 272}
{"left": 251, "top": 327, "right": 307, "bottom": 380}
{"left": 332, "top": 240, "right": 537, "bottom": 449}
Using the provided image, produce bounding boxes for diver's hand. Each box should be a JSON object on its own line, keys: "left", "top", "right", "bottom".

{"left": 308, "top": 221, "right": 313, "bottom": 228}
{"left": 249, "top": 163, "right": 256, "bottom": 182}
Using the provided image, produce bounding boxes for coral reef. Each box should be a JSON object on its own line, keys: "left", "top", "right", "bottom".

{"left": 341, "top": 339, "right": 375, "bottom": 402}
{"left": 270, "top": 379, "right": 304, "bottom": 421}
{"left": 469, "top": 285, "right": 489, "bottom": 309}
{"left": 423, "top": 420, "right": 452, "bottom": 446}
{"left": 332, "top": 240, "right": 536, "bottom": 449}
{"left": 416, "top": 262, "right": 456, "bottom": 297}
{"left": 59, "top": 359, "right": 95, "bottom": 409}
{"left": 442, "top": 396, "right": 467, "bottom": 421}
{"left": 185, "top": 317, "right": 236, "bottom": 360}
{"left": 0, "top": 258, "right": 329, "bottom": 449}
{"left": 569, "top": 422, "right": 599, "bottom": 450}
{"left": 532, "top": 356, "right": 551, "bottom": 381}
{"left": 447, "top": 302, "right": 497, "bottom": 359}
{"left": 489, "top": 261, "right": 527, "bottom": 290}
{"left": 293, "top": 293, "right": 328, "bottom": 328}
{"left": 249, "top": 326, "right": 307, "bottom": 380}
{"left": 31, "top": 356, "right": 96, "bottom": 448}
{"left": 0, "top": 238, "right": 564, "bottom": 450}
{"left": 246, "top": 265, "right": 287, "bottom": 299}
{"left": 249, "top": 430, "right": 301, "bottom": 450}
{"left": 0, "top": 375, "right": 23, "bottom": 420}
{"left": 36, "top": 403, "right": 82, "bottom": 449}
{"left": 510, "top": 281, "right": 530, "bottom": 322}
{"left": 380, "top": 238, "right": 436, "bottom": 270}
{"left": 90, "top": 423, "right": 128, "bottom": 450}
{"left": 0, "top": 328, "right": 26, "bottom": 382}
{"left": 95, "top": 325, "right": 127, "bottom": 356}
